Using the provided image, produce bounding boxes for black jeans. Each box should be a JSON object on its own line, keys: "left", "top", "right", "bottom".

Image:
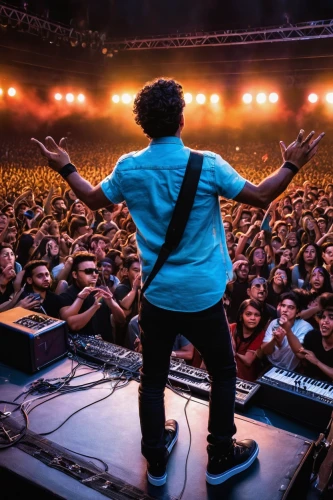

{"left": 138, "top": 297, "right": 237, "bottom": 464}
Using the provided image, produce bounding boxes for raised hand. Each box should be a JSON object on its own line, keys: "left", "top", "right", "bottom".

{"left": 279, "top": 129, "right": 325, "bottom": 170}
{"left": 31, "top": 136, "right": 70, "bottom": 172}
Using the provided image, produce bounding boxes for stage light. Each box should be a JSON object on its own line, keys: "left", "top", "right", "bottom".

{"left": 77, "top": 93, "right": 85, "bottom": 103}
{"left": 70, "top": 39, "right": 78, "bottom": 47}
{"left": 184, "top": 92, "right": 192, "bottom": 104}
{"left": 196, "top": 93, "right": 206, "bottom": 104}
{"left": 8, "top": 87, "right": 16, "bottom": 97}
{"left": 102, "top": 47, "right": 108, "bottom": 55}
{"left": 0, "top": 88, "right": 3, "bottom": 96}
{"left": 66, "top": 93, "right": 74, "bottom": 103}
{"left": 54, "top": 93, "right": 62, "bottom": 101}
{"left": 326, "top": 92, "right": 333, "bottom": 104}
{"left": 269, "top": 92, "right": 279, "bottom": 103}
{"left": 112, "top": 94, "right": 120, "bottom": 103}
{"left": 242, "top": 93, "right": 252, "bottom": 104}
{"left": 308, "top": 93, "right": 318, "bottom": 103}
{"left": 210, "top": 94, "right": 219, "bottom": 104}
{"left": 256, "top": 92, "right": 267, "bottom": 104}
{"left": 235, "top": 146, "right": 240, "bottom": 151}
{"left": 121, "top": 93, "right": 132, "bottom": 104}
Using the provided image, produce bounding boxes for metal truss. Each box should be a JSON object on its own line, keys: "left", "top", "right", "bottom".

{"left": 104, "top": 19, "right": 333, "bottom": 51}
{"left": 0, "top": 4, "right": 82, "bottom": 41}
{"left": 1, "top": 3, "right": 333, "bottom": 52}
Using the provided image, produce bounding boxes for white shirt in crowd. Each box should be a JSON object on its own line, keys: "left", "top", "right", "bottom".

{"left": 263, "top": 317, "right": 313, "bottom": 371}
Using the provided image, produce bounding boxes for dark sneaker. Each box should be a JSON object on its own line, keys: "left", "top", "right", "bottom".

{"left": 206, "top": 438, "right": 259, "bottom": 486}
{"left": 147, "top": 419, "right": 179, "bottom": 487}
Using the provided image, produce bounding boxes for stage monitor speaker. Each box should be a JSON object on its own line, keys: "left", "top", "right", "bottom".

{"left": 0, "top": 307, "right": 68, "bottom": 373}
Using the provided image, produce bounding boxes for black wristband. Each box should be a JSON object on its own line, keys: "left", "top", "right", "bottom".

{"left": 282, "top": 161, "right": 299, "bottom": 175}
{"left": 59, "top": 163, "right": 77, "bottom": 179}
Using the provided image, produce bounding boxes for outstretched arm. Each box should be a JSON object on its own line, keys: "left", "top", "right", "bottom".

{"left": 31, "top": 137, "right": 111, "bottom": 211}
{"left": 234, "top": 130, "right": 325, "bottom": 208}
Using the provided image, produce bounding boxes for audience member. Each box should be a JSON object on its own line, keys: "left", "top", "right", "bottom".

{"left": 58, "top": 251, "right": 125, "bottom": 341}
{"left": 229, "top": 299, "right": 266, "bottom": 382}
{"left": 261, "top": 291, "right": 313, "bottom": 371}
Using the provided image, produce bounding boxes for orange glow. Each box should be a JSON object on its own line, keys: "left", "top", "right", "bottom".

{"left": 196, "top": 93, "right": 206, "bottom": 104}
{"left": 242, "top": 93, "right": 252, "bottom": 104}
{"left": 308, "top": 93, "right": 318, "bottom": 103}
{"left": 210, "top": 94, "right": 219, "bottom": 104}
{"left": 112, "top": 94, "right": 120, "bottom": 103}
{"left": 0, "top": 88, "right": 3, "bottom": 96}
{"left": 184, "top": 92, "right": 192, "bottom": 104}
{"left": 8, "top": 87, "right": 16, "bottom": 97}
{"left": 326, "top": 92, "right": 333, "bottom": 104}
{"left": 66, "top": 93, "right": 74, "bottom": 103}
{"left": 256, "top": 92, "right": 267, "bottom": 104}
{"left": 121, "top": 93, "right": 132, "bottom": 104}
{"left": 268, "top": 92, "right": 279, "bottom": 103}
{"left": 77, "top": 93, "right": 85, "bottom": 103}
{"left": 54, "top": 93, "right": 62, "bottom": 101}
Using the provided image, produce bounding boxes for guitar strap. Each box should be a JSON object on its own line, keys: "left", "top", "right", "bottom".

{"left": 141, "top": 150, "right": 203, "bottom": 296}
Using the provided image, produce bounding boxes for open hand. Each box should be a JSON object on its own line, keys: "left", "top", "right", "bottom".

{"left": 31, "top": 136, "right": 70, "bottom": 172}
{"left": 280, "top": 129, "right": 325, "bottom": 170}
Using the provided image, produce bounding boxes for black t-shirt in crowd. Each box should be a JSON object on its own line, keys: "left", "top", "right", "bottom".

{"left": 303, "top": 329, "right": 333, "bottom": 382}
{"left": 114, "top": 278, "right": 139, "bottom": 321}
{"left": 59, "top": 284, "right": 114, "bottom": 342}
{"left": 0, "top": 280, "right": 14, "bottom": 305}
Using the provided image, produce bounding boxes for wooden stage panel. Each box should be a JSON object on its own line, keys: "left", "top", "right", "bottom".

{"left": 0, "top": 358, "right": 315, "bottom": 500}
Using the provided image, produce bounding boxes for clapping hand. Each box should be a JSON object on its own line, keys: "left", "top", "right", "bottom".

{"left": 92, "top": 287, "right": 114, "bottom": 308}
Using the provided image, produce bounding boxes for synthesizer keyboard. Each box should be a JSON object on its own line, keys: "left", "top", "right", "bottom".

{"left": 69, "top": 335, "right": 260, "bottom": 408}
{"left": 257, "top": 366, "right": 333, "bottom": 429}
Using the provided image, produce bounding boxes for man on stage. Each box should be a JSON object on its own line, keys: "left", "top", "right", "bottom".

{"left": 32, "top": 77, "right": 324, "bottom": 487}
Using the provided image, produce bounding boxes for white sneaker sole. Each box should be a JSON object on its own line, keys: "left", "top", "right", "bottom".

{"left": 147, "top": 420, "right": 179, "bottom": 487}
{"left": 206, "top": 443, "right": 259, "bottom": 485}
{"left": 147, "top": 471, "right": 167, "bottom": 486}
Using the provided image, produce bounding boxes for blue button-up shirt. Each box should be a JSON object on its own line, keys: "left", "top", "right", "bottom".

{"left": 101, "top": 137, "right": 246, "bottom": 311}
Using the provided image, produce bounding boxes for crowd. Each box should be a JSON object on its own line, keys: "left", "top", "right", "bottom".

{"left": 1, "top": 136, "right": 333, "bottom": 384}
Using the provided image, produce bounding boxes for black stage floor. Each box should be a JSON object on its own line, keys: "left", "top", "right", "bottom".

{"left": 0, "top": 356, "right": 324, "bottom": 500}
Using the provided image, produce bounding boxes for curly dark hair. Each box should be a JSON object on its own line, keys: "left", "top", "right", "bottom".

{"left": 133, "top": 78, "right": 185, "bottom": 138}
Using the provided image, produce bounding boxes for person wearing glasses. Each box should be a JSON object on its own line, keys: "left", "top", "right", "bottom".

{"left": 58, "top": 251, "right": 126, "bottom": 340}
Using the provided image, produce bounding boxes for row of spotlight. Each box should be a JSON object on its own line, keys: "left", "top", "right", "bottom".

{"left": 54, "top": 91, "right": 333, "bottom": 105}
{"left": 110, "top": 92, "right": 279, "bottom": 105}
{"left": 2, "top": 87, "right": 333, "bottom": 106}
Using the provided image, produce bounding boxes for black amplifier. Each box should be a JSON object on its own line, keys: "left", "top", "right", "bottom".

{"left": 0, "top": 307, "right": 68, "bottom": 373}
